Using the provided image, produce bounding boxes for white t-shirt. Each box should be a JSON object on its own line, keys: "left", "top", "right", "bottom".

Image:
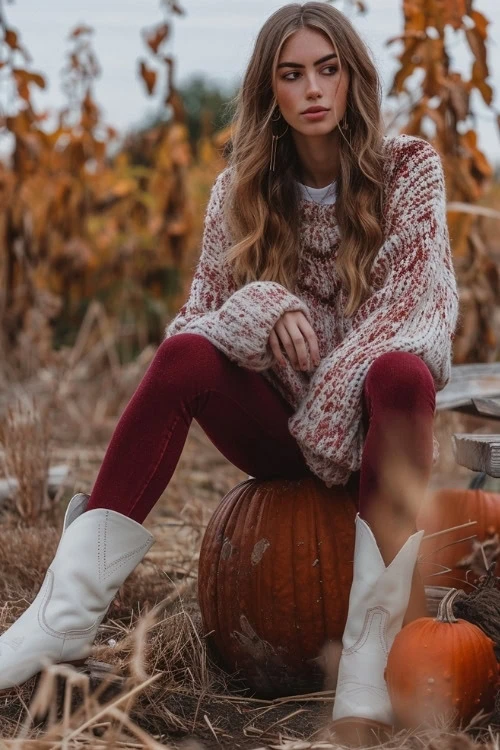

{"left": 297, "top": 180, "right": 337, "bottom": 205}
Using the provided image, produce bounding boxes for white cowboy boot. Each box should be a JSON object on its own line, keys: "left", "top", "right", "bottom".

{"left": 331, "top": 513, "right": 424, "bottom": 745}
{"left": 0, "top": 493, "right": 154, "bottom": 689}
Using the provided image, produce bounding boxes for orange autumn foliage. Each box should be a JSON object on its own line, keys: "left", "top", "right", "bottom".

{"left": 0, "top": 3, "right": 194, "bottom": 367}
{"left": 385, "top": 0, "right": 500, "bottom": 362}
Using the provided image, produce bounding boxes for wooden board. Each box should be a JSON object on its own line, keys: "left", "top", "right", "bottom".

{"left": 448, "top": 397, "right": 500, "bottom": 422}
{"left": 437, "top": 362, "right": 500, "bottom": 412}
{"left": 452, "top": 433, "right": 500, "bottom": 477}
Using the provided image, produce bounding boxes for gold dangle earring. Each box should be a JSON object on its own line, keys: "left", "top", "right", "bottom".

{"left": 270, "top": 109, "right": 289, "bottom": 172}
{"left": 338, "top": 111, "right": 352, "bottom": 147}
{"left": 339, "top": 112, "right": 350, "bottom": 131}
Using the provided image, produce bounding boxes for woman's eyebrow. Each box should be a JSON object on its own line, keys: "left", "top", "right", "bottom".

{"left": 277, "top": 53, "right": 338, "bottom": 69}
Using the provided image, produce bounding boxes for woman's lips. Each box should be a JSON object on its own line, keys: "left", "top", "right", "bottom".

{"left": 301, "top": 110, "right": 329, "bottom": 121}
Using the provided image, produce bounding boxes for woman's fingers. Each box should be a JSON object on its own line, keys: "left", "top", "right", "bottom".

{"left": 275, "top": 318, "right": 310, "bottom": 370}
{"left": 296, "top": 317, "right": 320, "bottom": 367}
{"left": 274, "top": 319, "right": 300, "bottom": 368}
{"left": 269, "top": 329, "right": 286, "bottom": 366}
{"left": 270, "top": 311, "right": 321, "bottom": 371}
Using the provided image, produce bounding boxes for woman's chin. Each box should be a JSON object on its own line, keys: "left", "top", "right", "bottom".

{"left": 293, "top": 122, "right": 339, "bottom": 138}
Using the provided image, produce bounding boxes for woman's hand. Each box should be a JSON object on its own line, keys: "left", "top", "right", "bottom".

{"left": 269, "top": 311, "right": 320, "bottom": 371}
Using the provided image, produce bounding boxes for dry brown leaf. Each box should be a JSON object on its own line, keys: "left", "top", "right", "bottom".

{"left": 143, "top": 22, "right": 170, "bottom": 54}
{"left": 139, "top": 59, "right": 158, "bottom": 95}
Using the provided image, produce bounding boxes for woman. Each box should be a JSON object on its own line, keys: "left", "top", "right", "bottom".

{"left": 0, "top": 2, "right": 458, "bottom": 742}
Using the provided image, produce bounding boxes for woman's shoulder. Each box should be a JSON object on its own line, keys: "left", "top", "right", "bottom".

{"left": 212, "top": 166, "right": 233, "bottom": 194}
{"left": 382, "top": 133, "right": 442, "bottom": 177}
{"left": 205, "top": 167, "right": 234, "bottom": 217}
{"left": 200, "top": 167, "right": 231, "bottom": 221}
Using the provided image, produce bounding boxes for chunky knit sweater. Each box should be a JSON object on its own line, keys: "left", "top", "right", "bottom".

{"left": 165, "top": 134, "right": 460, "bottom": 486}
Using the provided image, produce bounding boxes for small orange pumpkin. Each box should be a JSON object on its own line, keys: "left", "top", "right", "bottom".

{"left": 385, "top": 588, "right": 499, "bottom": 729}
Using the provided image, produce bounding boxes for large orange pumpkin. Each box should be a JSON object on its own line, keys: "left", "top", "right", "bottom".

{"left": 385, "top": 588, "right": 499, "bottom": 729}
{"left": 197, "top": 476, "right": 357, "bottom": 697}
{"left": 416, "top": 488, "right": 500, "bottom": 590}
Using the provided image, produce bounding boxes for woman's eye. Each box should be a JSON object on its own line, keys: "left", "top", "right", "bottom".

{"left": 282, "top": 66, "right": 338, "bottom": 81}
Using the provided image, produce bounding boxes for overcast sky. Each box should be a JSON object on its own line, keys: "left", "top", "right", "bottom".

{"left": 2, "top": 0, "right": 500, "bottom": 162}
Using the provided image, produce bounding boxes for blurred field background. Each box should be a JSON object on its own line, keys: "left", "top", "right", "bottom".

{"left": 1, "top": 0, "right": 500, "bottom": 747}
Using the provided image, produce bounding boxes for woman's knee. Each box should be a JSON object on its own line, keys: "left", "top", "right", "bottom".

{"left": 364, "top": 352, "right": 435, "bottom": 411}
{"left": 158, "top": 332, "right": 218, "bottom": 359}
{"left": 151, "top": 333, "right": 225, "bottom": 384}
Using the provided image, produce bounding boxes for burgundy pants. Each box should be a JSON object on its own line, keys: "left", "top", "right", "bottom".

{"left": 87, "top": 333, "right": 436, "bottom": 523}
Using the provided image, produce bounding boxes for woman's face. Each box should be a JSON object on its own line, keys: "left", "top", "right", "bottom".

{"left": 274, "top": 27, "right": 350, "bottom": 137}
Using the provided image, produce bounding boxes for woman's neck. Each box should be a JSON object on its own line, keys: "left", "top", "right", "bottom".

{"left": 293, "top": 130, "right": 340, "bottom": 188}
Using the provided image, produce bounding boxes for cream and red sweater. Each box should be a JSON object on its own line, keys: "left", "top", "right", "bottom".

{"left": 165, "top": 134, "right": 460, "bottom": 486}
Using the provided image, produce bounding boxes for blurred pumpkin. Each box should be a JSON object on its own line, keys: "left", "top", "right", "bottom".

{"left": 416, "top": 488, "right": 500, "bottom": 590}
{"left": 197, "top": 476, "right": 357, "bottom": 697}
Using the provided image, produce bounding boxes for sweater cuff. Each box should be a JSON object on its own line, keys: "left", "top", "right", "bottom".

{"left": 183, "top": 281, "right": 311, "bottom": 371}
{"left": 220, "top": 281, "right": 312, "bottom": 370}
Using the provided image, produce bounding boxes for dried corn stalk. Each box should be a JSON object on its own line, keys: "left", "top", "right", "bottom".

{"left": 386, "top": 0, "right": 500, "bottom": 362}
{"left": 0, "top": 0, "right": 191, "bottom": 368}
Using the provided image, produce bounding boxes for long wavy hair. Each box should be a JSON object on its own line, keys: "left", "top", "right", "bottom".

{"left": 223, "top": 2, "right": 387, "bottom": 317}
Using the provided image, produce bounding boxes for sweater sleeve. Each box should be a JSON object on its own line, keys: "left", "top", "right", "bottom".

{"left": 288, "top": 137, "right": 460, "bottom": 487}
{"left": 164, "top": 169, "right": 312, "bottom": 371}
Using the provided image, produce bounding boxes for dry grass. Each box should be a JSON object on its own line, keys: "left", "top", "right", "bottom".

{"left": 1, "top": 310, "right": 500, "bottom": 748}
{"left": 1, "top": 570, "right": 500, "bottom": 750}
{"left": 0, "top": 395, "right": 52, "bottom": 521}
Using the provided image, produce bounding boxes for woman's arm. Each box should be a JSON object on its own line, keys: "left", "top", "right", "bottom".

{"left": 288, "top": 136, "right": 460, "bottom": 486}
{"left": 165, "top": 169, "right": 312, "bottom": 371}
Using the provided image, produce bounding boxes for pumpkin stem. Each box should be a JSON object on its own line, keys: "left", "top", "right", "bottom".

{"left": 436, "top": 587, "right": 465, "bottom": 623}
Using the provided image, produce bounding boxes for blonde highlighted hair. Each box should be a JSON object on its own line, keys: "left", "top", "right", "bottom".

{"left": 223, "top": 2, "right": 387, "bottom": 317}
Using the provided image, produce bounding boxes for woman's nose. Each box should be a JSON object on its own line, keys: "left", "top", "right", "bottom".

{"left": 304, "top": 75, "right": 322, "bottom": 97}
